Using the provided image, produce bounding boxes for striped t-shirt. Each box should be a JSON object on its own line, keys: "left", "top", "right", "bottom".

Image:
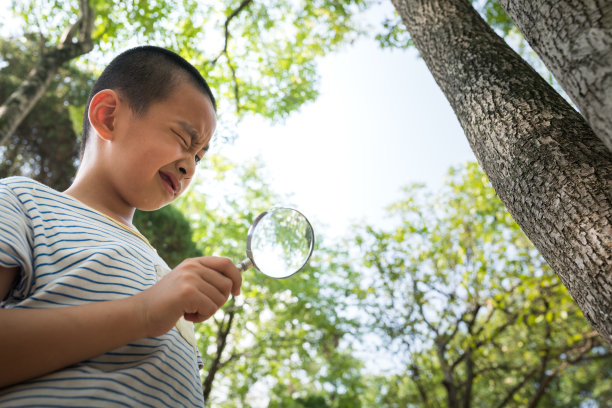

{"left": 0, "top": 177, "right": 205, "bottom": 407}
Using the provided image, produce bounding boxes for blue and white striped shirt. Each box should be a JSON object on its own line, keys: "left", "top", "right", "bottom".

{"left": 0, "top": 177, "right": 205, "bottom": 407}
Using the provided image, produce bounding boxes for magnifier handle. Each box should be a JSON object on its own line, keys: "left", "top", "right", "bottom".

{"left": 236, "top": 258, "right": 253, "bottom": 273}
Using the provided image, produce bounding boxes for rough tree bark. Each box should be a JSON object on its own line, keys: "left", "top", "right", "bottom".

{"left": 0, "top": 0, "right": 94, "bottom": 146}
{"left": 498, "top": 0, "right": 612, "bottom": 152}
{"left": 390, "top": 0, "right": 612, "bottom": 345}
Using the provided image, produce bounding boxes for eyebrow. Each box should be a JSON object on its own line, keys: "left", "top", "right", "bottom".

{"left": 177, "top": 121, "right": 210, "bottom": 152}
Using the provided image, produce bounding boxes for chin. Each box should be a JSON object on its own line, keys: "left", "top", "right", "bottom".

{"left": 137, "top": 198, "right": 172, "bottom": 212}
{"left": 137, "top": 205, "right": 164, "bottom": 212}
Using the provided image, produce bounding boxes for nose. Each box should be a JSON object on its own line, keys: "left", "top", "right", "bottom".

{"left": 176, "top": 155, "right": 196, "bottom": 179}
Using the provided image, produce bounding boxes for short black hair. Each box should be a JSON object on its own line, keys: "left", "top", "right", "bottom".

{"left": 80, "top": 45, "right": 216, "bottom": 159}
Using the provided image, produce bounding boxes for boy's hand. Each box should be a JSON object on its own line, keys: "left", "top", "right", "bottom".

{"left": 135, "top": 256, "right": 242, "bottom": 337}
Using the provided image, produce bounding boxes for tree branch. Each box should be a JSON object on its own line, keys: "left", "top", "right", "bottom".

{"left": 203, "top": 0, "right": 253, "bottom": 115}
{"left": 227, "top": 55, "right": 241, "bottom": 115}
{"left": 460, "top": 347, "right": 474, "bottom": 408}
{"left": 207, "top": 0, "right": 254, "bottom": 66}
{"left": 526, "top": 308, "right": 553, "bottom": 408}
{"left": 416, "top": 279, "right": 439, "bottom": 336}
{"left": 0, "top": 0, "right": 95, "bottom": 146}
{"left": 450, "top": 308, "right": 518, "bottom": 372}
{"left": 410, "top": 364, "right": 436, "bottom": 408}
{"left": 495, "top": 366, "right": 539, "bottom": 408}
{"left": 527, "top": 332, "right": 602, "bottom": 407}
{"left": 202, "top": 305, "right": 236, "bottom": 403}
{"left": 435, "top": 333, "right": 458, "bottom": 408}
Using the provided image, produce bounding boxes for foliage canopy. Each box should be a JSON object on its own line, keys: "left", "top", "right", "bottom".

{"left": 354, "top": 163, "right": 612, "bottom": 407}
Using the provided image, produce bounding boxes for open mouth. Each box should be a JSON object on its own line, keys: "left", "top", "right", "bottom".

{"left": 159, "top": 171, "right": 178, "bottom": 196}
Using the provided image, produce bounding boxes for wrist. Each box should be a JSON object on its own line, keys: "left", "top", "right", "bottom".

{"left": 124, "top": 292, "right": 155, "bottom": 338}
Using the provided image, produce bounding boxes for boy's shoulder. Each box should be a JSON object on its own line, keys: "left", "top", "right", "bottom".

{"left": 1, "top": 176, "right": 53, "bottom": 193}
{"left": 0, "top": 177, "right": 63, "bottom": 212}
{"left": 0, "top": 177, "right": 77, "bottom": 217}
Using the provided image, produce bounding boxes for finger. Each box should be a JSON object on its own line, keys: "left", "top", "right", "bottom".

{"left": 182, "top": 292, "right": 219, "bottom": 322}
{"left": 193, "top": 257, "right": 242, "bottom": 296}
{"left": 198, "top": 266, "right": 234, "bottom": 298}
{"left": 177, "top": 268, "right": 230, "bottom": 306}
{"left": 178, "top": 259, "right": 234, "bottom": 298}
{"left": 193, "top": 277, "right": 229, "bottom": 307}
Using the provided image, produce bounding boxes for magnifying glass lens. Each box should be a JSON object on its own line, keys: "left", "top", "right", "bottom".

{"left": 250, "top": 208, "right": 314, "bottom": 278}
{"left": 237, "top": 207, "right": 314, "bottom": 279}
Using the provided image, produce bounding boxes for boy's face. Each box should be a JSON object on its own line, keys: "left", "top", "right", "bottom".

{"left": 105, "top": 80, "right": 216, "bottom": 211}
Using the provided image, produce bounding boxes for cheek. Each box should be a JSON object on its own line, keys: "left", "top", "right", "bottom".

{"left": 136, "top": 144, "right": 177, "bottom": 169}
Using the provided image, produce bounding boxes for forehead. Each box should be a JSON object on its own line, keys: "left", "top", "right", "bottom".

{"left": 176, "top": 120, "right": 210, "bottom": 147}
{"left": 159, "top": 80, "right": 217, "bottom": 142}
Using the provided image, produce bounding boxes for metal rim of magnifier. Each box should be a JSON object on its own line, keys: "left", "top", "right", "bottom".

{"left": 245, "top": 207, "right": 315, "bottom": 279}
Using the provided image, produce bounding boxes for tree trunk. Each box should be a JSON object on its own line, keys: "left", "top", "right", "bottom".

{"left": 0, "top": 0, "right": 94, "bottom": 146}
{"left": 498, "top": 0, "right": 612, "bottom": 152}
{"left": 461, "top": 347, "right": 473, "bottom": 408}
{"left": 390, "top": 0, "right": 612, "bottom": 345}
{"left": 436, "top": 339, "right": 459, "bottom": 408}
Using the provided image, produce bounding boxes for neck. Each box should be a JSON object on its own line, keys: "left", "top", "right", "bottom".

{"left": 64, "top": 168, "right": 136, "bottom": 228}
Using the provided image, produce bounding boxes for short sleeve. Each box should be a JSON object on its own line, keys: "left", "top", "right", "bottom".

{"left": 0, "top": 181, "right": 34, "bottom": 302}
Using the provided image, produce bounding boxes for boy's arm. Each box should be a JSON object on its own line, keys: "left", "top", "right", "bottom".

{"left": 0, "top": 285, "right": 148, "bottom": 388}
{"left": 0, "top": 257, "right": 241, "bottom": 388}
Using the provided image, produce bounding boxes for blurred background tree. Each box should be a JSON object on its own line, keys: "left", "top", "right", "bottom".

{"left": 0, "top": 36, "right": 94, "bottom": 189}
{"left": 173, "top": 155, "right": 366, "bottom": 406}
{"left": 354, "top": 163, "right": 612, "bottom": 407}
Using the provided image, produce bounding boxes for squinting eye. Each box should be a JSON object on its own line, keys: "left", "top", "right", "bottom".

{"left": 195, "top": 155, "right": 202, "bottom": 164}
{"left": 173, "top": 130, "right": 189, "bottom": 147}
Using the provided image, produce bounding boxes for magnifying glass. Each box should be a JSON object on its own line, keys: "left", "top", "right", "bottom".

{"left": 236, "top": 207, "right": 315, "bottom": 278}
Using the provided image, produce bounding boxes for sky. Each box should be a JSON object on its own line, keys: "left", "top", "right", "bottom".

{"left": 221, "top": 34, "right": 476, "bottom": 238}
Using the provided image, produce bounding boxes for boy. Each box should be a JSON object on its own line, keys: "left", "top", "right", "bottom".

{"left": 0, "top": 46, "right": 242, "bottom": 407}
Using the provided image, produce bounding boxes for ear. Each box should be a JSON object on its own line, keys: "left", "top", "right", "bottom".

{"left": 88, "top": 89, "right": 121, "bottom": 142}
